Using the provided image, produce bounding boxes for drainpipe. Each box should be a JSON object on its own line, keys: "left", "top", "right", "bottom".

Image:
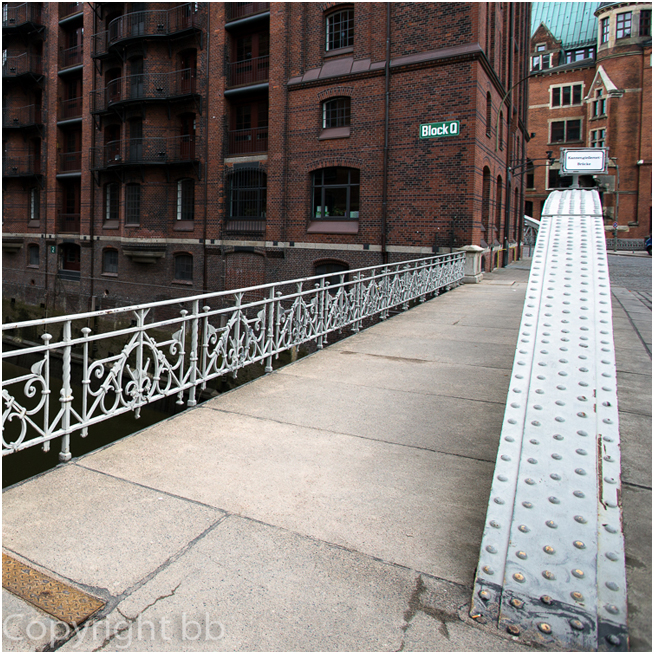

{"left": 502, "top": 3, "right": 515, "bottom": 267}
{"left": 202, "top": 6, "right": 210, "bottom": 293}
{"left": 380, "top": 3, "right": 391, "bottom": 265}
{"left": 89, "top": 3, "right": 96, "bottom": 310}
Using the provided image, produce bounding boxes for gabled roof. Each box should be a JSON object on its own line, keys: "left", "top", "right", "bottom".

{"left": 531, "top": 2, "right": 601, "bottom": 49}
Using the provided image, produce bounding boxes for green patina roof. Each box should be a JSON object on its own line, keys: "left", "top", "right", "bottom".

{"left": 531, "top": 2, "right": 601, "bottom": 49}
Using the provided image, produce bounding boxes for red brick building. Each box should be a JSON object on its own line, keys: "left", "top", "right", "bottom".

{"left": 526, "top": 1, "right": 652, "bottom": 248}
{"left": 3, "top": 2, "right": 530, "bottom": 315}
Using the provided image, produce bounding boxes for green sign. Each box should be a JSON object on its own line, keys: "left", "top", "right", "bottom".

{"left": 50, "top": 245, "right": 56, "bottom": 254}
{"left": 419, "top": 121, "right": 460, "bottom": 139}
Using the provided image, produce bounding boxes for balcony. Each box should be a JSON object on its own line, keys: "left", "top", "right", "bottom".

{"left": 2, "top": 3, "right": 43, "bottom": 34}
{"left": 93, "top": 5, "right": 203, "bottom": 57}
{"left": 58, "top": 213, "right": 81, "bottom": 233}
{"left": 2, "top": 54, "right": 43, "bottom": 80}
{"left": 90, "top": 69, "right": 198, "bottom": 114}
{"left": 59, "top": 3, "right": 83, "bottom": 22}
{"left": 90, "top": 135, "right": 198, "bottom": 170}
{"left": 227, "top": 55, "right": 269, "bottom": 88}
{"left": 58, "top": 97, "right": 83, "bottom": 122}
{"left": 224, "top": 218, "right": 266, "bottom": 235}
{"left": 2, "top": 104, "right": 43, "bottom": 129}
{"left": 225, "top": 3, "right": 270, "bottom": 22}
{"left": 58, "top": 151, "right": 82, "bottom": 174}
{"left": 59, "top": 44, "right": 83, "bottom": 70}
{"left": 2, "top": 155, "right": 41, "bottom": 177}
{"left": 228, "top": 127, "right": 268, "bottom": 155}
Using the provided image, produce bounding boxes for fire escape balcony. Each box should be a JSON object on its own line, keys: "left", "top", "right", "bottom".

{"left": 223, "top": 218, "right": 266, "bottom": 235}
{"left": 225, "top": 3, "right": 270, "bottom": 22}
{"left": 226, "top": 55, "right": 269, "bottom": 88}
{"left": 2, "top": 104, "right": 44, "bottom": 129}
{"left": 58, "top": 212, "right": 81, "bottom": 233}
{"left": 2, "top": 3, "right": 44, "bottom": 37}
{"left": 2, "top": 155, "right": 41, "bottom": 178}
{"left": 90, "top": 136, "right": 199, "bottom": 171}
{"left": 228, "top": 126, "right": 268, "bottom": 156}
{"left": 90, "top": 69, "right": 199, "bottom": 114}
{"left": 58, "top": 151, "right": 82, "bottom": 175}
{"left": 58, "top": 97, "right": 83, "bottom": 123}
{"left": 59, "top": 44, "right": 83, "bottom": 71}
{"left": 2, "top": 54, "right": 44, "bottom": 82}
{"left": 93, "top": 4, "right": 204, "bottom": 57}
{"left": 59, "top": 3, "right": 83, "bottom": 23}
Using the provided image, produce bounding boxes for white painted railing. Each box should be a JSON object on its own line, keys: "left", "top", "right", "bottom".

{"left": 2, "top": 253, "right": 464, "bottom": 461}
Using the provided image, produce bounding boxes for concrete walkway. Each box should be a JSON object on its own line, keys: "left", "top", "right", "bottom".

{"left": 2, "top": 261, "right": 651, "bottom": 652}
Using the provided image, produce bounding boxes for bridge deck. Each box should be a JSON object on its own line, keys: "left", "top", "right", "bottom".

{"left": 2, "top": 260, "right": 650, "bottom": 651}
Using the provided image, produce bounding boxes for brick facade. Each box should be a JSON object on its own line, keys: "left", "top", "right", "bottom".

{"left": 2, "top": 2, "right": 530, "bottom": 315}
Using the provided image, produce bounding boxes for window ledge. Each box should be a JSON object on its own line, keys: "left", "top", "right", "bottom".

{"left": 125, "top": 223, "right": 140, "bottom": 228}
{"left": 307, "top": 220, "right": 359, "bottom": 234}
{"left": 103, "top": 220, "right": 119, "bottom": 229}
{"left": 27, "top": 264, "right": 39, "bottom": 269}
{"left": 172, "top": 279, "right": 193, "bottom": 285}
{"left": 174, "top": 221, "right": 195, "bottom": 231}
{"left": 323, "top": 46, "right": 353, "bottom": 58}
{"left": 318, "top": 126, "right": 351, "bottom": 140}
{"left": 101, "top": 272, "right": 118, "bottom": 277}
{"left": 28, "top": 221, "right": 41, "bottom": 228}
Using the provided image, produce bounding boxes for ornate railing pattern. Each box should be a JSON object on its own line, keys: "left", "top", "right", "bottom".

{"left": 2, "top": 254, "right": 464, "bottom": 460}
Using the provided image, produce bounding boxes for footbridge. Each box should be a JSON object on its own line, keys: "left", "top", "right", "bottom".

{"left": 2, "top": 190, "right": 650, "bottom": 651}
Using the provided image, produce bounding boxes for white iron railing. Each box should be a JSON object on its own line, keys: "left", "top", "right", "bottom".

{"left": 2, "top": 253, "right": 464, "bottom": 461}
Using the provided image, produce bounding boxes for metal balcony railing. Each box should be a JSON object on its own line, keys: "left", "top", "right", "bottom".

{"left": 2, "top": 54, "right": 43, "bottom": 78}
{"left": 228, "top": 126, "right": 269, "bottom": 155}
{"left": 58, "top": 213, "right": 81, "bottom": 232}
{"left": 2, "top": 3, "right": 42, "bottom": 28}
{"left": 2, "top": 155, "right": 41, "bottom": 176}
{"left": 1, "top": 253, "right": 465, "bottom": 459}
{"left": 225, "top": 2, "right": 270, "bottom": 21}
{"left": 227, "top": 55, "right": 269, "bottom": 87}
{"left": 58, "top": 151, "right": 82, "bottom": 173}
{"left": 59, "top": 43, "right": 83, "bottom": 69}
{"left": 2, "top": 104, "right": 43, "bottom": 128}
{"left": 224, "top": 218, "right": 266, "bottom": 234}
{"left": 90, "top": 69, "right": 197, "bottom": 113}
{"left": 58, "top": 97, "right": 83, "bottom": 121}
{"left": 90, "top": 136, "right": 197, "bottom": 169}
{"left": 59, "top": 3, "right": 83, "bottom": 21}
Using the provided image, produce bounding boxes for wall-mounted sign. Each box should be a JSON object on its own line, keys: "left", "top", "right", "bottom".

{"left": 560, "top": 148, "right": 608, "bottom": 174}
{"left": 419, "top": 121, "right": 460, "bottom": 139}
{"left": 50, "top": 245, "right": 56, "bottom": 254}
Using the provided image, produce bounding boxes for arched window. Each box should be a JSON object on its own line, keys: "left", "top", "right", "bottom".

{"left": 174, "top": 253, "right": 193, "bottom": 281}
{"left": 481, "top": 167, "right": 491, "bottom": 245}
{"left": 226, "top": 168, "right": 266, "bottom": 233}
{"left": 27, "top": 244, "right": 39, "bottom": 267}
{"left": 326, "top": 6, "right": 354, "bottom": 51}
{"left": 125, "top": 183, "right": 141, "bottom": 225}
{"left": 498, "top": 111, "right": 504, "bottom": 150}
{"left": 312, "top": 167, "right": 359, "bottom": 220}
{"left": 176, "top": 178, "right": 194, "bottom": 221}
{"left": 485, "top": 92, "right": 492, "bottom": 137}
{"left": 322, "top": 97, "right": 351, "bottom": 129}
{"left": 103, "top": 248, "right": 118, "bottom": 274}
{"left": 495, "top": 175, "right": 503, "bottom": 238}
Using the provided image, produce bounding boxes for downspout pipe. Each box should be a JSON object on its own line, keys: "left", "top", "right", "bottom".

{"left": 502, "top": 3, "right": 515, "bottom": 267}
{"left": 202, "top": 7, "right": 210, "bottom": 293}
{"left": 380, "top": 3, "right": 391, "bottom": 264}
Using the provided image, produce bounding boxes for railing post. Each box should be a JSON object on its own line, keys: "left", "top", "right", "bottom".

{"left": 187, "top": 300, "right": 199, "bottom": 407}
{"left": 232, "top": 294, "right": 242, "bottom": 376}
{"left": 317, "top": 279, "right": 325, "bottom": 349}
{"left": 265, "top": 288, "right": 275, "bottom": 371}
{"left": 40, "top": 333, "right": 52, "bottom": 452}
{"left": 80, "top": 327, "right": 91, "bottom": 437}
{"left": 201, "top": 305, "right": 211, "bottom": 387}
{"left": 176, "top": 309, "right": 188, "bottom": 404}
{"left": 58, "top": 321, "right": 73, "bottom": 462}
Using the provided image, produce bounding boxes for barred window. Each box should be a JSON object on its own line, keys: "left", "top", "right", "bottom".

{"left": 103, "top": 249, "right": 118, "bottom": 274}
{"left": 312, "top": 167, "right": 359, "bottom": 220}
{"left": 616, "top": 12, "right": 631, "bottom": 39}
{"left": 174, "top": 253, "right": 193, "bottom": 281}
{"left": 326, "top": 8, "right": 353, "bottom": 51}
{"left": 228, "top": 169, "right": 267, "bottom": 219}
{"left": 176, "top": 178, "right": 194, "bottom": 221}
{"left": 322, "top": 97, "right": 351, "bottom": 129}
{"left": 550, "top": 119, "right": 581, "bottom": 143}
{"left": 551, "top": 84, "right": 582, "bottom": 108}
{"left": 125, "top": 183, "right": 141, "bottom": 225}
{"left": 28, "top": 244, "right": 39, "bottom": 267}
{"left": 105, "top": 183, "right": 119, "bottom": 221}
{"left": 640, "top": 9, "right": 651, "bottom": 36}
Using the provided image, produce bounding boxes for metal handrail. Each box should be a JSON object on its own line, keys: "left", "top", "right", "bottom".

{"left": 228, "top": 126, "right": 269, "bottom": 155}
{"left": 2, "top": 3, "right": 42, "bottom": 27}
{"left": 227, "top": 55, "right": 269, "bottom": 87}
{"left": 2, "top": 104, "right": 43, "bottom": 127}
{"left": 2, "top": 54, "right": 43, "bottom": 77}
{"left": 1, "top": 253, "right": 465, "bottom": 460}
{"left": 90, "top": 135, "right": 197, "bottom": 169}
{"left": 226, "top": 2, "right": 270, "bottom": 21}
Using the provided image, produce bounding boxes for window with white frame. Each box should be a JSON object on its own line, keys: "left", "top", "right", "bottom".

{"left": 565, "top": 47, "right": 594, "bottom": 63}
{"left": 591, "top": 128, "right": 606, "bottom": 148}
{"left": 551, "top": 83, "right": 582, "bottom": 108}
{"left": 592, "top": 89, "right": 607, "bottom": 117}
{"left": 616, "top": 12, "right": 632, "bottom": 39}
{"left": 601, "top": 17, "right": 610, "bottom": 43}
{"left": 322, "top": 97, "right": 351, "bottom": 129}
{"left": 531, "top": 52, "right": 551, "bottom": 71}
{"left": 325, "top": 8, "right": 353, "bottom": 51}
{"left": 550, "top": 118, "right": 582, "bottom": 143}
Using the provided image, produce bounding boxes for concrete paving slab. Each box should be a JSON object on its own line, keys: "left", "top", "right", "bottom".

{"left": 614, "top": 345, "right": 653, "bottom": 375}
{"left": 616, "top": 371, "right": 652, "bottom": 416}
{"left": 277, "top": 350, "right": 513, "bottom": 404}
{"left": 80, "top": 408, "right": 494, "bottom": 585}
{"left": 617, "top": 411, "right": 652, "bottom": 488}
{"left": 622, "top": 485, "right": 652, "bottom": 652}
{"left": 2, "top": 465, "right": 223, "bottom": 595}
{"left": 205, "top": 373, "right": 505, "bottom": 460}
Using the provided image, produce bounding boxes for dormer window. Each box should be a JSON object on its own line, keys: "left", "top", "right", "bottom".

{"left": 531, "top": 53, "right": 550, "bottom": 71}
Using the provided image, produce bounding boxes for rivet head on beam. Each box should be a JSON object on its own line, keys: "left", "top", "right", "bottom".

{"left": 571, "top": 591, "right": 584, "bottom": 602}
{"left": 513, "top": 573, "right": 526, "bottom": 583}
{"left": 506, "top": 624, "right": 520, "bottom": 636}
{"left": 572, "top": 569, "right": 585, "bottom": 579}
{"left": 573, "top": 540, "right": 586, "bottom": 549}
{"left": 605, "top": 604, "right": 619, "bottom": 615}
{"left": 542, "top": 570, "right": 556, "bottom": 581}
{"left": 543, "top": 545, "right": 555, "bottom": 555}
{"left": 538, "top": 623, "right": 552, "bottom": 634}
{"left": 510, "top": 598, "right": 524, "bottom": 609}
{"left": 482, "top": 566, "right": 494, "bottom": 575}
{"left": 541, "top": 595, "right": 553, "bottom": 605}
{"left": 516, "top": 551, "right": 528, "bottom": 560}
{"left": 607, "top": 635, "right": 621, "bottom": 646}
{"left": 479, "top": 589, "right": 491, "bottom": 601}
